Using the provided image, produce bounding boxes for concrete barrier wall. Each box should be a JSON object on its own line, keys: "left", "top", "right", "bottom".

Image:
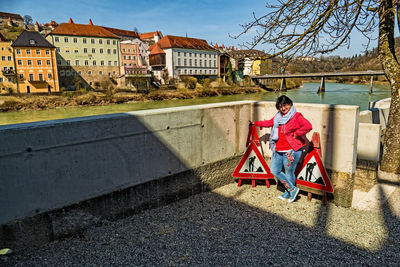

{"left": 0, "top": 101, "right": 253, "bottom": 226}
{"left": 0, "top": 101, "right": 360, "bottom": 226}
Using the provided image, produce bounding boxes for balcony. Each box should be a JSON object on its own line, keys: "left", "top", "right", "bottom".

{"left": 2, "top": 69, "right": 16, "bottom": 76}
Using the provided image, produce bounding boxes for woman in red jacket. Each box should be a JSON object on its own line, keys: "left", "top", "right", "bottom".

{"left": 253, "top": 95, "right": 312, "bottom": 202}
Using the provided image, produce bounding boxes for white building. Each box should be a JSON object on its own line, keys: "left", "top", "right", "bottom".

{"left": 149, "top": 35, "right": 218, "bottom": 82}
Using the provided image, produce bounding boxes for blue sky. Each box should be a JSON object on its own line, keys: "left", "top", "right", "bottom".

{"left": 6, "top": 0, "right": 377, "bottom": 57}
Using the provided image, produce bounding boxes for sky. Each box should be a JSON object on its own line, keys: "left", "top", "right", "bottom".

{"left": 5, "top": 0, "right": 380, "bottom": 57}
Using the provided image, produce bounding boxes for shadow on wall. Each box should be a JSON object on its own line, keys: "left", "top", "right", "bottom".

{"left": 0, "top": 102, "right": 247, "bottom": 249}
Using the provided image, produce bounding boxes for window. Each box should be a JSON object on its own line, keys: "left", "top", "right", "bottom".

{"left": 107, "top": 40, "right": 110, "bottom": 45}
{"left": 199, "top": 70, "right": 202, "bottom": 74}
{"left": 0, "top": 78, "right": 2, "bottom": 82}
{"left": 19, "top": 74, "right": 24, "bottom": 79}
{"left": 75, "top": 60, "right": 79, "bottom": 66}
{"left": 99, "top": 39, "right": 102, "bottom": 44}
{"left": 66, "top": 60, "right": 70, "bottom": 65}
{"left": 178, "top": 58, "right": 181, "bottom": 65}
{"left": 178, "top": 52, "right": 181, "bottom": 56}
{"left": 114, "top": 61, "right": 117, "bottom": 66}
{"left": 108, "top": 61, "right": 112, "bottom": 66}
{"left": 65, "top": 48, "right": 70, "bottom": 53}
{"left": 74, "top": 48, "right": 79, "bottom": 53}
{"left": 57, "top": 60, "right": 61, "bottom": 65}
{"left": 93, "top": 60, "right": 96, "bottom": 66}
{"left": 107, "top": 49, "right": 111, "bottom": 54}
{"left": 17, "top": 60, "right": 22, "bottom": 65}
{"left": 56, "top": 47, "right": 60, "bottom": 52}
{"left": 92, "top": 48, "right": 96, "bottom": 53}
{"left": 88, "top": 71, "right": 92, "bottom": 75}
{"left": 85, "top": 60, "right": 89, "bottom": 66}
{"left": 184, "top": 52, "right": 186, "bottom": 56}
{"left": 189, "top": 59, "right": 192, "bottom": 66}
{"left": 47, "top": 60, "right": 51, "bottom": 65}
{"left": 83, "top": 38, "right": 87, "bottom": 44}
{"left": 55, "top": 37, "right": 59, "bottom": 42}
{"left": 84, "top": 48, "right": 88, "bottom": 53}
{"left": 26, "top": 49, "right": 31, "bottom": 55}
{"left": 7, "top": 77, "right": 12, "bottom": 82}
{"left": 91, "top": 39, "right": 95, "bottom": 44}
{"left": 48, "top": 73, "right": 52, "bottom": 79}
{"left": 123, "top": 56, "right": 126, "bottom": 60}
{"left": 7, "top": 56, "right": 11, "bottom": 61}
{"left": 113, "top": 49, "right": 116, "bottom": 54}
{"left": 101, "top": 60, "right": 104, "bottom": 66}
{"left": 16, "top": 49, "right": 21, "bottom": 54}
{"left": 113, "top": 40, "right": 116, "bottom": 45}
{"left": 190, "top": 70, "right": 192, "bottom": 74}
{"left": 78, "top": 71, "right": 82, "bottom": 75}
{"left": 36, "top": 49, "right": 40, "bottom": 55}
{"left": 184, "top": 69, "right": 187, "bottom": 74}
{"left": 37, "top": 60, "right": 42, "bottom": 66}
{"left": 123, "top": 48, "right": 126, "bottom": 52}
{"left": 99, "top": 71, "right": 103, "bottom": 75}
{"left": 184, "top": 59, "right": 187, "bottom": 66}
{"left": 128, "top": 56, "right": 131, "bottom": 60}
{"left": 100, "top": 48, "right": 103, "bottom": 54}
{"left": 28, "top": 60, "right": 32, "bottom": 65}
{"left": 195, "top": 70, "right": 197, "bottom": 74}
{"left": 194, "top": 59, "right": 197, "bottom": 66}
{"left": 29, "top": 74, "right": 34, "bottom": 81}
{"left": 46, "top": 50, "right": 50, "bottom": 55}
{"left": 73, "top": 37, "right": 77, "bottom": 43}
{"left": 39, "top": 74, "right": 43, "bottom": 81}
{"left": 199, "top": 59, "right": 202, "bottom": 67}
{"left": 214, "top": 60, "right": 216, "bottom": 67}
{"left": 1, "top": 56, "right": 4, "bottom": 61}
{"left": 64, "top": 37, "right": 68, "bottom": 43}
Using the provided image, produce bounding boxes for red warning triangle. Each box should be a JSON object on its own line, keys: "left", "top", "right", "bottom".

{"left": 296, "top": 149, "right": 334, "bottom": 193}
{"left": 232, "top": 141, "right": 274, "bottom": 179}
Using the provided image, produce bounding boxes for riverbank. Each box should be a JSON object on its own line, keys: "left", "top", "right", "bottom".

{"left": 0, "top": 86, "right": 264, "bottom": 112}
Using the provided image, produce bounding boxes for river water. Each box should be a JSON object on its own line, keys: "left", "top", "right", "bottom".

{"left": 0, "top": 82, "right": 391, "bottom": 126}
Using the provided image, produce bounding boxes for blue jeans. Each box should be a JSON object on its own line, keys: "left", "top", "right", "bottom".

{"left": 270, "top": 150, "right": 302, "bottom": 190}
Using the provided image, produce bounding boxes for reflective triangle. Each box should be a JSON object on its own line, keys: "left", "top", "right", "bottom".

{"left": 296, "top": 149, "right": 334, "bottom": 193}
{"left": 232, "top": 141, "right": 274, "bottom": 179}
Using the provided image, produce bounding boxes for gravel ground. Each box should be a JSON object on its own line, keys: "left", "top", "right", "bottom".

{"left": 2, "top": 183, "right": 399, "bottom": 266}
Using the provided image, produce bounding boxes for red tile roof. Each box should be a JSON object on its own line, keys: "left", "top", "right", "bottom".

{"left": 49, "top": 22, "right": 119, "bottom": 38}
{"left": 139, "top": 31, "right": 162, "bottom": 40}
{"left": 102, "top": 26, "right": 139, "bottom": 38}
{"left": 156, "top": 35, "right": 215, "bottom": 51}
{"left": 0, "top": 12, "right": 23, "bottom": 20}
{"left": 149, "top": 43, "right": 165, "bottom": 55}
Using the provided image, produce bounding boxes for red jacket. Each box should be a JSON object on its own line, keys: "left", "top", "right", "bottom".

{"left": 254, "top": 112, "right": 312, "bottom": 151}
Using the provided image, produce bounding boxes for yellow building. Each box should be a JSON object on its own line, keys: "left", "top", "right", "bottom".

{"left": 0, "top": 32, "right": 17, "bottom": 94}
{"left": 12, "top": 31, "right": 59, "bottom": 93}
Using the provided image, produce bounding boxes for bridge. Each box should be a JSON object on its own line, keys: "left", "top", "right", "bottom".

{"left": 251, "top": 70, "right": 386, "bottom": 93}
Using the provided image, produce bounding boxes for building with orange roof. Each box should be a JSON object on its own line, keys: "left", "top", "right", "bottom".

{"left": 102, "top": 26, "right": 150, "bottom": 69}
{"left": 12, "top": 31, "right": 59, "bottom": 93}
{"left": 46, "top": 19, "right": 121, "bottom": 90}
{"left": 148, "top": 35, "right": 218, "bottom": 81}
{"left": 139, "top": 31, "right": 163, "bottom": 44}
{"left": 0, "top": 32, "right": 17, "bottom": 94}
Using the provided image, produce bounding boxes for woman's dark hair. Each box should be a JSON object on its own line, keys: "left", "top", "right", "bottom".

{"left": 275, "top": 95, "right": 293, "bottom": 110}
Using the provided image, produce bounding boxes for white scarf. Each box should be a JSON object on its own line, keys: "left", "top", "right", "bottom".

{"left": 270, "top": 105, "right": 297, "bottom": 153}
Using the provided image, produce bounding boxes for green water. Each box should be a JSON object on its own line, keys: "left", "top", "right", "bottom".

{"left": 0, "top": 82, "right": 391, "bottom": 126}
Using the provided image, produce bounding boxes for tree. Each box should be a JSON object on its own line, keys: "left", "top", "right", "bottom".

{"left": 23, "top": 15, "right": 33, "bottom": 26}
{"left": 234, "top": 1, "right": 400, "bottom": 173}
